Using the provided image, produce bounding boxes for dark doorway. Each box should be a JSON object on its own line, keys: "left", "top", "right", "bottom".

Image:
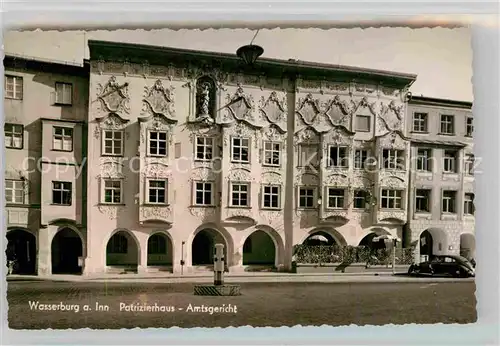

{"left": 303, "top": 231, "right": 337, "bottom": 246}
{"left": 51, "top": 228, "right": 83, "bottom": 274}
{"left": 419, "top": 230, "right": 433, "bottom": 258}
{"left": 6, "top": 229, "right": 37, "bottom": 275}
{"left": 192, "top": 230, "right": 214, "bottom": 265}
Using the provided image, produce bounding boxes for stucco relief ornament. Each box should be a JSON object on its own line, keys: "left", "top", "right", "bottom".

{"left": 259, "top": 91, "right": 287, "bottom": 131}
{"left": 262, "top": 125, "right": 285, "bottom": 143}
{"left": 379, "top": 210, "right": 406, "bottom": 223}
{"left": 224, "top": 84, "right": 256, "bottom": 124}
{"left": 323, "top": 95, "right": 352, "bottom": 129}
{"left": 142, "top": 79, "right": 176, "bottom": 121}
{"left": 261, "top": 172, "right": 282, "bottom": 185}
{"left": 379, "top": 101, "right": 404, "bottom": 132}
{"left": 294, "top": 127, "right": 319, "bottom": 144}
{"left": 142, "top": 205, "right": 173, "bottom": 222}
{"left": 296, "top": 93, "right": 322, "bottom": 126}
{"left": 189, "top": 207, "right": 217, "bottom": 219}
{"left": 97, "top": 205, "right": 125, "bottom": 220}
{"left": 228, "top": 168, "right": 253, "bottom": 182}
{"left": 96, "top": 76, "right": 130, "bottom": 115}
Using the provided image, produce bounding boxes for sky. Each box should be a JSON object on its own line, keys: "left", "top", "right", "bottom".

{"left": 3, "top": 28, "right": 473, "bottom": 102}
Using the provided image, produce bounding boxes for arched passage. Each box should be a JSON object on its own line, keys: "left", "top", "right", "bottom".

{"left": 147, "top": 232, "right": 173, "bottom": 266}
{"left": 243, "top": 230, "right": 276, "bottom": 265}
{"left": 358, "top": 228, "right": 392, "bottom": 249}
{"left": 106, "top": 230, "right": 139, "bottom": 268}
{"left": 7, "top": 229, "right": 37, "bottom": 275}
{"left": 51, "top": 227, "right": 83, "bottom": 274}
{"left": 301, "top": 228, "right": 347, "bottom": 246}
{"left": 192, "top": 228, "right": 227, "bottom": 266}
{"left": 460, "top": 233, "right": 475, "bottom": 260}
{"left": 419, "top": 228, "right": 448, "bottom": 259}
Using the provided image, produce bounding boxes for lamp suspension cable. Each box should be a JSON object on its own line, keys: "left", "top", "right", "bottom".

{"left": 249, "top": 29, "right": 260, "bottom": 45}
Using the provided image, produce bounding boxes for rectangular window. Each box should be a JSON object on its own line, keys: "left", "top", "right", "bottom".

{"left": 327, "top": 188, "right": 345, "bottom": 209}
{"left": 353, "top": 190, "right": 368, "bottom": 209}
{"left": 148, "top": 131, "right": 167, "bottom": 156}
{"left": 327, "top": 146, "right": 349, "bottom": 168}
{"left": 416, "top": 148, "right": 432, "bottom": 172}
{"left": 382, "top": 149, "right": 405, "bottom": 170}
{"left": 194, "top": 182, "right": 213, "bottom": 206}
{"left": 262, "top": 185, "right": 280, "bottom": 209}
{"left": 298, "top": 187, "right": 316, "bottom": 209}
{"left": 466, "top": 117, "right": 473, "bottom": 137}
{"left": 355, "top": 115, "right": 371, "bottom": 132}
{"left": 415, "top": 189, "right": 431, "bottom": 213}
{"left": 52, "top": 181, "right": 72, "bottom": 205}
{"left": 443, "top": 150, "right": 458, "bottom": 173}
{"left": 231, "top": 183, "right": 250, "bottom": 207}
{"left": 148, "top": 180, "right": 167, "bottom": 204}
{"left": 381, "top": 189, "right": 403, "bottom": 209}
{"left": 231, "top": 137, "right": 250, "bottom": 163}
{"left": 55, "top": 82, "right": 73, "bottom": 105}
{"left": 413, "top": 112, "right": 428, "bottom": 132}
{"left": 442, "top": 190, "right": 457, "bottom": 213}
{"left": 440, "top": 114, "right": 455, "bottom": 135}
{"left": 354, "top": 149, "right": 369, "bottom": 169}
{"left": 5, "top": 75, "right": 23, "bottom": 99}
{"left": 464, "top": 154, "right": 475, "bottom": 175}
{"left": 53, "top": 127, "right": 73, "bottom": 151}
{"left": 103, "top": 180, "right": 122, "bottom": 204}
{"left": 263, "top": 141, "right": 281, "bottom": 166}
{"left": 195, "top": 137, "right": 213, "bottom": 161}
{"left": 464, "top": 193, "right": 475, "bottom": 215}
{"left": 103, "top": 130, "right": 124, "bottom": 156}
{"left": 5, "top": 180, "right": 24, "bottom": 204}
{"left": 4, "top": 123, "right": 23, "bottom": 149}
{"left": 298, "top": 144, "right": 319, "bottom": 167}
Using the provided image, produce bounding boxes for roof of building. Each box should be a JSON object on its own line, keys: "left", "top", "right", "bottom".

{"left": 410, "top": 138, "right": 468, "bottom": 148}
{"left": 409, "top": 95, "right": 473, "bottom": 109}
{"left": 88, "top": 40, "right": 417, "bottom": 89}
{"left": 3, "top": 53, "right": 89, "bottom": 77}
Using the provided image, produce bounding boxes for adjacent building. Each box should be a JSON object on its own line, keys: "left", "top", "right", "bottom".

{"left": 3, "top": 40, "right": 476, "bottom": 276}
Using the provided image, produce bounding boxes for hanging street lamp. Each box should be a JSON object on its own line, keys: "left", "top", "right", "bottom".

{"left": 236, "top": 29, "right": 264, "bottom": 66}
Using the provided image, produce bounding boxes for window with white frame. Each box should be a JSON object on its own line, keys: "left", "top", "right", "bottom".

{"left": 464, "top": 154, "right": 475, "bottom": 175}
{"left": 53, "top": 127, "right": 73, "bottom": 151}
{"left": 5, "top": 180, "right": 24, "bottom": 204}
{"left": 195, "top": 137, "right": 213, "bottom": 161}
{"left": 231, "top": 183, "right": 250, "bottom": 207}
{"left": 440, "top": 114, "right": 455, "bottom": 135}
{"left": 354, "top": 149, "right": 369, "bottom": 169}
{"left": 55, "top": 82, "right": 73, "bottom": 105}
{"left": 381, "top": 189, "right": 403, "bottom": 209}
{"left": 103, "top": 130, "right": 124, "bottom": 156}
{"left": 194, "top": 182, "right": 213, "bottom": 206}
{"left": 355, "top": 115, "right": 371, "bottom": 132}
{"left": 263, "top": 141, "right": 281, "bottom": 166}
{"left": 327, "top": 146, "right": 349, "bottom": 168}
{"left": 466, "top": 117, "right": 473, "bottom": 137}
{"left": 52, "top": 181, "right": 72, "bottom": 205}
{"left": 5, "top": 75, "right": 23, "bottom": 99}
{"left": 298, "top": 187, "right": 316, "bottom": 209}
{"left": 415, "top": 189, "right": 431, "bottom": 213}
{"left": 464, "top": 193, "right": 475, "bottom": 215}
{"left": 103, "top": 179, "right": 122, "bottom": 204}
{"left": 262, "top": 185, "right": 281, "bottom": 209}
{"left": 442, "top": 190, "right": 457, "bottom": 213}
{"left": 327, "top": 188, "right": 345, "bottom": 209}
{"left": 413, "top": 113, "right": 428, "bottom": 132}
{"left": 4, "top": 123, "right": 23, "bottom": 149}
{"left": 298, "top": 144, "right": 319, "bottom": 167}
{"left": 148, "top": 180, "right": 167, "bottom": 204}
{"left": 231, "top": 137, "right": 250, "bottom": 163}
{"left": 353, "top": 190, "right": 368, "bottom": 209}
{"left": 416, "top": 148, "right": 432, "bottom": 172}
{"left": 443, "top": 150, "right": 458, "bottom": 173}
{"left": 382, "top": 149, "right": 405, "bottom": 170}
{"left": 148, "top": 131, "right": 167, "bottom": 156}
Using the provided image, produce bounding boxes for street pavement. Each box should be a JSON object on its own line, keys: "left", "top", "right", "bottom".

{"left": 6, "top": 278, "right": 476, "bottom": 329}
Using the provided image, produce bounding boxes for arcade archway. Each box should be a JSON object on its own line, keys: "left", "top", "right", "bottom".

{"left": 147, "top": 233, "right": 173, "bottom": 266}
{"left": 242, "top": 230, "right": 276, "bottom": 265}
{"left": 106, "top": 230, "right": 139, "bottom": 268}
{"left": 51, "top": 228, "right": 83, "bottom": 274}
{"left": 419, "top": 228, "right": 448, "bottom": 258}
{"left": 192, "top": 228, "right": 227, "bottom": 266}
{"left": 460, "top": 233, "right": 475, "bottom": 260}
{"left": 6, "top": 229, "right": 37, "bottom": 275}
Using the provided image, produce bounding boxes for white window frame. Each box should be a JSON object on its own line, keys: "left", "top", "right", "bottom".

{"left": 415, "top": 189, "right": 431, "bottom": 213}
{"left": 231, "top": 137, "right": 250, "bottom": 163}
{"left": 382, "top": 149, "right": 405, "bottom": 170}
{"left": 5, "top": 75, "right": 23, "bottom": 100}
{"left": 147, "top": 130, "right": 168, "bottom": 157}
{"left": 5, "top": 179, "right": 24, "bottom": 204}
{"left": 326, "top": 187, "right": 345, "bottom": 209}
{"left": 466, "top": 117, "right": 473, "bottom": 137}
{"left": 464, "top": 154, "right": 475, "bottom": 175}
{"left": 464, "top": 193, "right": 475, "bottom": 215}
{"left": 55, "top": 82, "right": 73, "bottom": 105}
{"left": 354, "top": 149, "right": 369, "bottom": 169}
{"left": 193, "top": 181, "right": 214, "bottom": 206}
{"left": 298, "top": 144, "right": 319, "bottom": 167}
{"left": 327, "top": 145, "right": 349, "bottom": 168}
{"left": 262, "top": 184, "right": 281, "bottom": 209}
{"left": 102, "top": 129, "right": 124, "bottom": 156}
{"left": 52, "top": 181, "right": 72, "bottom": 206}
{"left": 413, "top": 112, "right": 428, "bottom": 132}
{"left": 443, "top": 150, "right": 457, "bottom": 173}
{"left": 442, "top": 190, "right": 457, "bottom": 213}
{"left": 147, "top": 179, "right": 168, "bottom": 205}
{"left": 416, "top": 148, "right": 432, "bottom": 172}
{"left": 53, "top": 126, "right": 73, "bottom": 151}
{"left": 4, "top": 123, "right": 24, "bottom": 149}
{"left": 195, "top": 136, "right": 214, "bottom": 161}
{"left": 353, "top": 190, "right": 368, "bottom": 209}
{"left": 440, "top": 114, "right": 455, "bottom": 135}
{"left": 355, "top": 115, "right": 371, "bottom": 132}
{"left": 380, "top": 189, "right": 403, "bottom": 209}
{"left": 263, "top": 141, "right": 281, "bottom": 167}
{"left": 230, "top": 182, "right": 250, "bottom": 207}
{"left": 102, "top": 179, "right": 123, "bottom": 204}
{"left": 298, "top": 186, "right": 316, "bottom": 209}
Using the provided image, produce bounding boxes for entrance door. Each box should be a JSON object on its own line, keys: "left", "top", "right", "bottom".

{"left": 51, "top": 228, "right": 83, "bottom": 274}
{"left": 6, "top": 229, "right": 37, "bottom": 275}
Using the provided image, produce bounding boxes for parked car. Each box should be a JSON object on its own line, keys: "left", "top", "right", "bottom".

{"left": 408, "top": 255, "right": 475, "bottom": 278}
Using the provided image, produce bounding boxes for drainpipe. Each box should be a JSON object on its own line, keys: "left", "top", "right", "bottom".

{"left": 180, "top": 241, "right": 185, "bottom": 275}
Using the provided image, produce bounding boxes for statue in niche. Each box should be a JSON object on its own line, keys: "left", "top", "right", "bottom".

{"left": 196, "top": 76, "right": 216, "bottom": 125}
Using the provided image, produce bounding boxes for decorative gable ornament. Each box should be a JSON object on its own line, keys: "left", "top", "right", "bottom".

{"left": 142, "top": 79, "right": 176, "bottom": 122}
{"left": 96, "top": 75, "right": 130, "bottom": 116}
